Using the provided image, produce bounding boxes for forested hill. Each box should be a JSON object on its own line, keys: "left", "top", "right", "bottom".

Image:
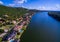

{"left": 0, "top": 5, "right": 29, "bottom": 18}
{"left": 0, "top": 5, "right": 40, "bottom": 19}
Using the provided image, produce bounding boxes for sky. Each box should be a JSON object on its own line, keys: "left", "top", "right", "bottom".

{"left": 0, "top": 0, "right": 60, "bottom": 11}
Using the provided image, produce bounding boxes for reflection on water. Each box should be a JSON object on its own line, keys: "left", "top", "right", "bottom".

{"left": 20, "top": 12, "right": 60, "bottom": 42}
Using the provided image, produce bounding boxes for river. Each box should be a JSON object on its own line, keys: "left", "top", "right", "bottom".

{"left": 20, "top": 12, "right": 60, "bottom": 42}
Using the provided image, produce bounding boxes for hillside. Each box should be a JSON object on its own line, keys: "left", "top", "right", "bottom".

{"left": 0, "top": 5, "right": 39, "bottom": 19}
{"left": 0, "top": 5, "right": 37, "bottom": 27}
{"left": 0, "top": 5, "right": 29, "bottom": 19}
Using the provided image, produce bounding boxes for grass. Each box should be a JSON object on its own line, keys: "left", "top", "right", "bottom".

{"left": 0, "top": 37, "right": 2, "bottom": 42}
{"left": 16, "top": 35, "right": 20, "bottom": 39}
{"left": 21, "top": 26, "right": 27, "bottom": 30}
{"left": 0, "top": 25, "right": 14, "bottom": 29}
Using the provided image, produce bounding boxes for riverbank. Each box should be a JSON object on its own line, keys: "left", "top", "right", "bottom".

{"left": 15, "top": 12, "right": 35, "bottom": 42}
{"left": 1, "top": 12, "right": 35, "bottom": 42}
{"left": 48, "top": 12, "right": 60, "bottom": 21}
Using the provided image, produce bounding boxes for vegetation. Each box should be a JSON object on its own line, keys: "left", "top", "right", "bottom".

{"left": 0, "top": 29, "right": 4, "bottom": 33}
{"left": 0, "top": 5, "right": 36, "bottom": 27}
{"left": 0, "top": 5, "right": 27, "bottom": 27}
{"left": 0, "top": 37, "right": 2, "bottom": 42}
{"left": 0, "top": 5, "right": 37, "bottom": 42}
{"left": 48, "top": 12, "right": 60, "bottom": 21}
{"left": 0, "top": 5, "right": 28, "bottom": 18}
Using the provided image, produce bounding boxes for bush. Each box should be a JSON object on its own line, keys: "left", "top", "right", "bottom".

{"left": 0, "top": 29, "right": 4, "bottom": 33}
{"left": 17, "top": 32, "right": 20, "bottom": 35}
{"left": 0, "top": 24, "right": 2, "bottom": 27}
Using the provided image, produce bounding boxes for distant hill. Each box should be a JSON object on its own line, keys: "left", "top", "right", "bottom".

{"left": 48, "top": 11, "right": 60, "bottom": 21}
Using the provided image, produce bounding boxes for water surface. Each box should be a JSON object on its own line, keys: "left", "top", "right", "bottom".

{"left": 20, "top": 12, "right": 60, "bottom": 42}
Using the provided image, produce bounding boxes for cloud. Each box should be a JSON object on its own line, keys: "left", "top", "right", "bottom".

{"left": 39, "top": 6, "right": 46, "bottom": 10}
{"left": 56, "top": 4, "right": 60, "bottom": 8}
{"left": 0, "top": 1, "right": 3, "bottom": 4}
{"left": 14, "top": 0, "right": 27, "bottom": 4}
{"left": 38, "top": 5, "right": 60, "bottom": 10}
{"left": 8, "top": 0, "right": 27, "bottom": 7}
{"left": 8, "top": 4, "right": 15, "bottom": 7}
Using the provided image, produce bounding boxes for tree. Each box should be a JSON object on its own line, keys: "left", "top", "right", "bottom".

{"left": 0, "top": 29, "right": 4, "bottom": 33}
